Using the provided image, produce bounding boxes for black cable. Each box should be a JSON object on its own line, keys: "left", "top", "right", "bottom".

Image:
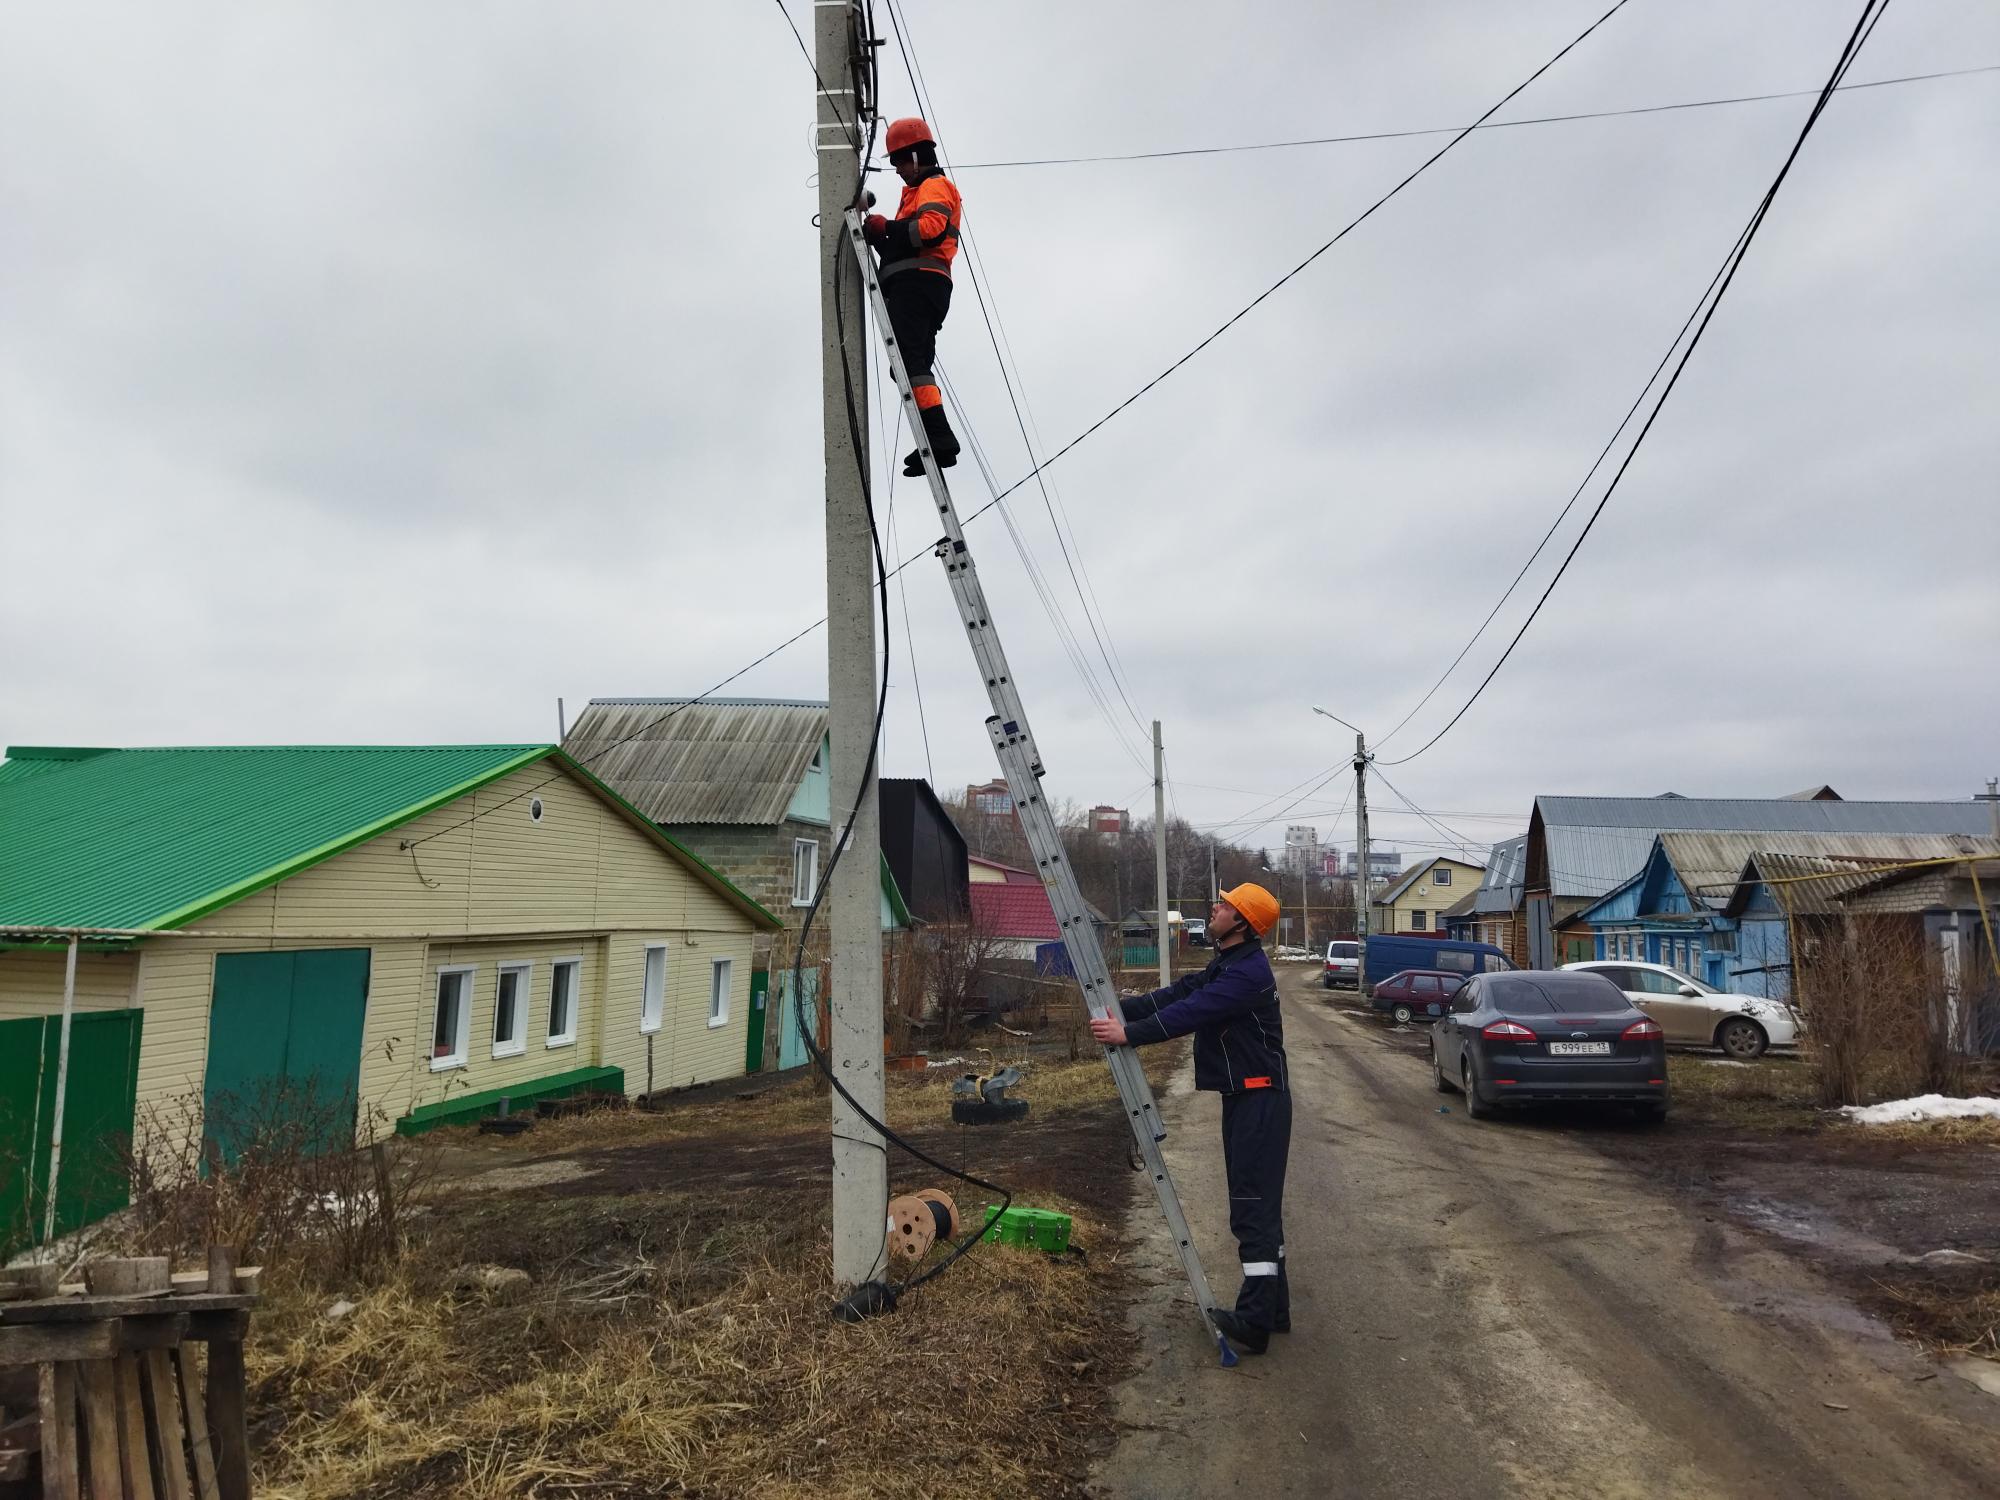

{"left": 885, "top": 0, "right": 1154, "bottom": 749}
{"left": 1382, "top": 0, "right": 1894, "bottom": 769}
{"left": 951, "top": 64, "right": 1995, "bottom": 169}
{"left": 932, "top": 0, "right": 1640, "bottom": 533}
{"left": 797, "top": 110, "right": 1014, "bottom": 1308}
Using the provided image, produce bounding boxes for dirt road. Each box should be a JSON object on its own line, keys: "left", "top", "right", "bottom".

{"left": 1094, "top": 965, "right": 2000, "bottom": 1499}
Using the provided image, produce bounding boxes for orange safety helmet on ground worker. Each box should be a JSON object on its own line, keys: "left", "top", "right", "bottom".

{"left": 885, "top": 117, "right": 936, "bottom": 156}
{"left": 1219, "top": 883, "right": 1279, "bottom": 937}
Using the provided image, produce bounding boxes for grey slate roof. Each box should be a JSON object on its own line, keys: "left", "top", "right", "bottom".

{"left": 561, "top": 698, "right": 827, "bottom": 826}
{"left": 1724, "top": 844, "right": 2000, "bottom": 916}
{"left": 1473, "top": 834, "right": 1528, "bottom": 915}
{"left": 1533, "top": 795, "right": 2000, "bottom": 900}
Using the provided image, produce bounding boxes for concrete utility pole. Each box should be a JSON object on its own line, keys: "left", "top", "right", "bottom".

{"left": 1312, "top": 705, "right": 1372, "bottom": 987}
{"left": 816, "top": 0, "right": 886, "bottom": 1288}
{"left": 1354, "top": 733, "right": 1371, "bottom": 989}
{"left": 1209, "top": 838, "right": 1218, "bottom": 906}
{"left": 1154, "top": 720, "right": 1172, "bottom": 986}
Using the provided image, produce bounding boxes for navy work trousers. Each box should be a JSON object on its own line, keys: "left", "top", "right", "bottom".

{"left": 1221, "top": 1086, "right": 1291, "bottom": 1332}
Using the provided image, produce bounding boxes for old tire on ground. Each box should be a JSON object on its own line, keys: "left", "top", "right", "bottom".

{"left": 1461, "top": 1058, "right": 1493, "bottom": 1120}
{"left": 1717, "top": 1018, "right": 1768, "bottom": 1061}
{"left": 1391, "top": 1003, "right": 1414, "bottom": 1026}
{"left": 1432, "top": 1045, "right": 1454, "bottom": 1093}
{"left": 952, "top": 1098, "right": 1030, "bottom": 1125}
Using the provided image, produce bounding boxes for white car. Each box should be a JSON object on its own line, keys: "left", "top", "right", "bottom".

{"left": 1561, "top": 960, "right": 1799, "bottom": 1060}
{"left": 1322, "top": 939, "right": 1359, "bottom": 989}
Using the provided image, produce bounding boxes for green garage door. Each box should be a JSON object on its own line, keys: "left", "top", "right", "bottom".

{"left": 204, "top": 949, "right": 370, "bottom": 1163}
{"left": 0, "top": 1009, "right": 144, "bottom": 1255}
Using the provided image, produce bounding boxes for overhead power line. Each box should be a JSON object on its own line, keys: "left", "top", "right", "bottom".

{"left": 1382, "top": 0, "right": 1896, "bottom": 769}
{"left": 953, "top": 63, "right": 1996, "bottom": 169}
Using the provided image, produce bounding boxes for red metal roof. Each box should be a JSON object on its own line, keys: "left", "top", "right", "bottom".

{"left": 969, "top": 881, "right": 1059, "bottom": 941}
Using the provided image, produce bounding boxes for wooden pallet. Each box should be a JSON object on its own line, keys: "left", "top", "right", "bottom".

{"left": 0, "top": 1249, "right": 261, "bottom": 1500}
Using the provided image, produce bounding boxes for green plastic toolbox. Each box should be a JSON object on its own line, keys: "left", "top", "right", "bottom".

{"left": 981, "top": 1204, "right": 1073, "bottom": 1253}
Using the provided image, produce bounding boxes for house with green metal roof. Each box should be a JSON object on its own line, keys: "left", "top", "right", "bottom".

{"left": 0, "top": 743, "right": 780, "bottom": 1248}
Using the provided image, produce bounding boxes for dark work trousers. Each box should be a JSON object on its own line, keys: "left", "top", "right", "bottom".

{"left": 880, "top": 272, "right": 952, "bottom": 398}
{"left": 1221, "top": 1087, "right": 1291, "bottom": 1333}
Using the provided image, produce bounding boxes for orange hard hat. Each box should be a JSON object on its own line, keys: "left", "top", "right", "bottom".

{"left": 1219, "top": 883, "right": 1279, "bottom": 937}
{"left": 885, "top": 117, "right": 935, "bottom": 156}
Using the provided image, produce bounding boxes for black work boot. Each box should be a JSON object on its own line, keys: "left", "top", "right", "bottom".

{"left": 904, "top": 405, "right": 960, "bottom": 476}
{"left": 1208, "top": 1307, "right": 1270, "bottom": 1356}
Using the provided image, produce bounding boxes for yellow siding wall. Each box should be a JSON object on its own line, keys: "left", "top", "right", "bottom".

{"left": 0, "top": 950, "right": 138, "bottom": 1019}
{"left": 90, "top": 762, "right": 764, "bottom": 1154}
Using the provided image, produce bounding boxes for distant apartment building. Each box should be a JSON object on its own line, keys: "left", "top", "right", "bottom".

{"left": 1089, "top": 804, "right": 1128, "bottom": 835}
{"left": 1283, "top": 824, "right": 1320, "bottom": 874}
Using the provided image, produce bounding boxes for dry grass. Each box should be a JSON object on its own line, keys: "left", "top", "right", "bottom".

{"left": 249, "top": 1186, "right": 1127, "bottom": 1498}
{"left": 1837, "top": 1115, "right": 2000, "bottom": 1147}
{"left": 1866, "top": 1264, "right": 2000, "bottom": 1364}
{"left": 239, "top": 1043, "right": 1179, "bottom": 1498}
{"left": 1665, "top": 1057, "right": 1822, "bottom": 1133}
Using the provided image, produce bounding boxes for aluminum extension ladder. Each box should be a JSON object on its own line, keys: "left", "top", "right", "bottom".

{"left": 844, "top": 210, "right": 1236, "bottom": 1367}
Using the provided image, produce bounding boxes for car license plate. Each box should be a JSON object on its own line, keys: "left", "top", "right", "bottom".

{"left": 1547, "top": 1041, "right": 1611, "bottom": 1055}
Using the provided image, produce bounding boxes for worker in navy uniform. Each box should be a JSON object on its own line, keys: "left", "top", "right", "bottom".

{"left": 1090, "top": 883, "right": 1290, "bottom": 1355}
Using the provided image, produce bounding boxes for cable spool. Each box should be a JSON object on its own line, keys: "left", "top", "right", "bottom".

{"left": 885, "top": 1189, "right": 960, "bottom": 1262}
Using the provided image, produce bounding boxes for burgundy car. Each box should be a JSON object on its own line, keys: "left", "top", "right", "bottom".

{"left": 1370, "top": 968, "right": 1464, "bottom": 1025}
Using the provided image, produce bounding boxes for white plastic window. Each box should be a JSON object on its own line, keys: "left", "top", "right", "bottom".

{"left": 709, "top": 958, "right": 733, "bottom": 1029}
{"left": 431, "top": 967, "right": 474, "bottom": 1071}
{"left": 548, "top": 958, "right": 581, "bottom": 1048}
{"left": 641, "top": 943, "right": 668, "bottom": 1033}
{"left": 792, "top": 839, "right": 820, "bottom": 907}
{"left": 493, "top": 962, "right": 530, "bottom": 1057}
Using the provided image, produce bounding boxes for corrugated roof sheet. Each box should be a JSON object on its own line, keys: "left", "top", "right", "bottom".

{"left": 1534, "top": 795, "right": 1999, "bottom": 899}
{"left": 1660, "top": 830, "right": 1999, "bottom": 910}
{"left": 0, "top": 743, "right": 784, "bottom": 934}
{"left": 562, "top": 698, "right": 828, "bottom": 826}
{"left": 970, "top": 882, "right": 1060, "bottom": 942}
{"left": 1733, "top": 846, "right": 2000, "bottom": 915}
{"left": 1473, "top": 834, "right": 1528, "bottom": 914}
{"left": 0, "top": 744, "right": 547, "bottom": 930}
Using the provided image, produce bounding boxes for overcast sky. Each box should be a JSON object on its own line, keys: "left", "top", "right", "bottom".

{"left": 4, "top": 0, "right": 1996, "bottom": 863}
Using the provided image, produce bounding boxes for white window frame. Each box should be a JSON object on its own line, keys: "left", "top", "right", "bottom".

{"left": 547, "top": 956, "right": 581, "bottom": 1049}
{"left": 640, "top": 942, "right": 668, "bottom": 1034}
{"left": 792, "top": 838, "right": 820, "bottom": 908}
{"left": 1410, "top": 909, "right": 1427, "bottom": 931}
{"left": 1434, "top": 867, "right": 1452, "bottom": 887}
{"left": 431, "top": 965, "right": 476, "bottom": 1072}
{"left": 492, "top": 961, "right": 531, "bottom": 1058}
{"left": 708, "top": 957, "right": 733, "bottom": 1029}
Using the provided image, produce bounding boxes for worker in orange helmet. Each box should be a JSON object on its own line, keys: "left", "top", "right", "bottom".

{"left": 1090, "top": 883, "right": 1292, "bottom": 1356}
{"left": 862, "top": 117, "right": 962, "bottom": 476}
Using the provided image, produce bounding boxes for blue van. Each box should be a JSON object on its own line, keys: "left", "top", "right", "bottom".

{"left": 1363, "top": 934, "right": 1513, "bottom": 991}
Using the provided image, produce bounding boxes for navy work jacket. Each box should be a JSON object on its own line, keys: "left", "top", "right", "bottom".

{"left": 1118, "top": 939, "right": 1287, "bottom": 1094}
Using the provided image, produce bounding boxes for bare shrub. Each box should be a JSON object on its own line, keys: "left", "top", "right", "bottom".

{"left": 1798, "top": 916, "right": 1965, "bottom": 1106}
{"left": 112, "top": 1073, "right": 438, "bottom": 1283}
{"left": 915, "top": 920, "right": 1003, "bottom": 1046}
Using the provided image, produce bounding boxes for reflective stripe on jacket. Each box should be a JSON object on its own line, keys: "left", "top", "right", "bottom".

{"left": 1118, "top": 939, "right": 1287, "bottom": 1095}
{"left": 878, "top": 169, "right": 960, "bottom": 281}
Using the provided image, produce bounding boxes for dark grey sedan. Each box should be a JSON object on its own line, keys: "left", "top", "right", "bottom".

{"left": 1430, "top": 969, "right": 1668, "bottom": 1123}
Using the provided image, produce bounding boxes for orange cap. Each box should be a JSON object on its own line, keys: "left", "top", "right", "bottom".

{"left": 885, "top": 117, "right": 935, "bottom": 155}
{"left": 1219, "top": 883, "right": 1279, "bottom": 936}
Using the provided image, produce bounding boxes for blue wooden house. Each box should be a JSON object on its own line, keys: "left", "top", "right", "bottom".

{"left": 1574, "top": 831, "right": 2000, "bottom": 1000}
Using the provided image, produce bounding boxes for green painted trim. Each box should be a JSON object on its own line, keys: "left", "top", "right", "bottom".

{"left": 3, "top": 746, "right": 116, "bottom": 762}
{"left": 149, "top": 748, "right": 554, "bottom": 932}
{"left": 880, "top": 854, "right": 912, "bottom": 928}
{"left": 552, "top": 753, "right": 785, "bottom": 932}
{"left": 394, "top": 1065, "right": 624, "bottom": 1135}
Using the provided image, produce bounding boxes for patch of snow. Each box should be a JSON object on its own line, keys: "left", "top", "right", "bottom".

{"left": 1700, "top": 1059, "right": 1752, "bottom": 1068}
{"left": 1916, "top": 1249, "right": 1989, "bottom": 1267}
{"left": 1838, "top": 1094, "right": 2000, "bottom": 1126}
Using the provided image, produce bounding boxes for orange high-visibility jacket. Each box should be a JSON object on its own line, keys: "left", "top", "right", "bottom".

{"left": 879, "top": 169, "right": 961, "bottom": 281}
